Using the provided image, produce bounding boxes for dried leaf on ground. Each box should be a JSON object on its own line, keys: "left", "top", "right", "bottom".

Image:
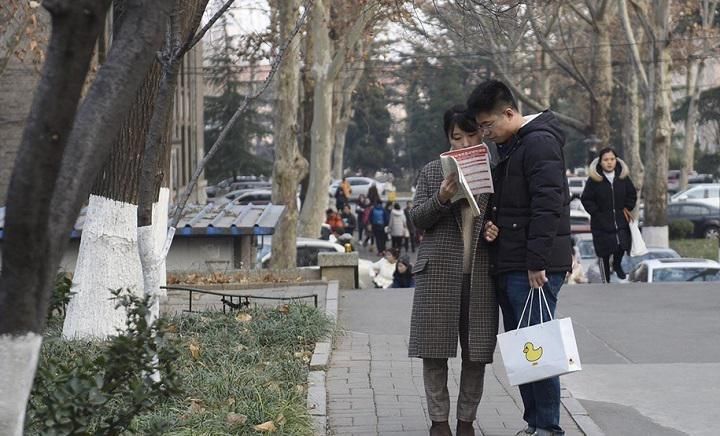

{"left": 254, "top": 420, "right": 277, "bottom": 432}
{"left": 188, "top": 398, "right": 205, "bottom": 414}
{"left": 277, "top": 304, "right": 290, "bottom": 315}
{"left": 226, "top": 412, "right": 247, "bottom": 427}
{"left": 188, "top": 340, "right": 201, "bottom": 360}
{"left": 236, "top": 313, "right": 253, "bottom": 323}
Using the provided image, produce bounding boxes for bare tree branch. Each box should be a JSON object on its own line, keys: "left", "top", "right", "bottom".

{"left": 618, "top": 0, "right": 649, "bottom": 92}
{"left": 568, "top": 2, "right": 594, "bottom": 26}
{"left": 169, "top": 0, "right": 313, "bottom": 229}
{"left": 183, "top": 0, "right": 237, "bottom": 55}
{"left": 528, "top": 7, "right": 594, "bottom": 95}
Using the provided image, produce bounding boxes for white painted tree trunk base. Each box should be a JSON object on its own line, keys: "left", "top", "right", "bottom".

{"left": 152, "top": 188, "right": 169, "bottom": 297}
{"left": 642, "top": 226, "right": 669, "bottom": 249}
{"left": 62, "top": 195, "right": 143, "bottom": 340}
{"left": 0, "top": 333, "right": 42, "bottom": 436}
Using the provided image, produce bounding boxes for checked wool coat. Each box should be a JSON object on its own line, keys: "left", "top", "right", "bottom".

{"left": 407, "top": 159, "right": 498, "bottom": 363}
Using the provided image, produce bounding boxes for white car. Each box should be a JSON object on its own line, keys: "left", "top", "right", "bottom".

{"left": 258, "top": 237, "right": 372, "bottom": 288}
{"left": 585, "top": 247, "right": 680, "bottom": 284}
{"left": 222, "top": 189, "right": 301, "bottom": 211}
{"left": 567, "top": 176, "right": 586, "bottom": 199}
{"left": 329, "top": 177, "right": 386, "bottom": 201}
{"left": 670, "top": 184, "right": 720, "bottom": 209}
{"left": 628, "top": 258, "right": 720, "bottom": 283}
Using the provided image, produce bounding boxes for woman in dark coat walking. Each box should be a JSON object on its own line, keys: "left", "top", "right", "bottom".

{"left": 581, "top": 147, "right": 637, "bottom": 282}
{"left": 408, "top": 106, "right": 498, "bottom": 436}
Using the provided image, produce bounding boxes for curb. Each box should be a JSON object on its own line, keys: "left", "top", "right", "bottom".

{"left": 561, "top": 386, "right": 605, "bottom": 436}
{"left": 307, "top": 280, "right": 339, "bottom": 436}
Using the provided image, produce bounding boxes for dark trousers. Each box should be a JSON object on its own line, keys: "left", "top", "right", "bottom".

{"left": 391, "top": 235, "right": 404, "bottom": 250}
{"left": 372, "top": 224, "right": 386, "bottom": 252}
{"left": 357, "top": 219, "right": 365, "bottom": 241}
{"left": 404, "top": 233, "right": 416, "bottom": 253}
{"left": 497, "top": 271, "right": 566, "bottom": 435}
{"left": 600, "top": 248, "right": 625, "bottom": 283}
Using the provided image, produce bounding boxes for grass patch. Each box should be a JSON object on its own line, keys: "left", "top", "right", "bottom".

{"left": 670, "top": 238, "right": 719, "bottom": 260}
{"left": 29, "top": 303, "right": 332, "bottom": 435}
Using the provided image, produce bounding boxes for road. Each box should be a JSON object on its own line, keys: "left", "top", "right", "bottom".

{"left": 559, "top": 282, "right": 720, "bottom": 436}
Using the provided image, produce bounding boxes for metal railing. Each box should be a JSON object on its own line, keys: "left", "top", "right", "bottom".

{"left": 160, "top": 285, "right": 318, "bottom": 313}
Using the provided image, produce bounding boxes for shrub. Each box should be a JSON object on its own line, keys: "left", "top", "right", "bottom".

{"left": 669, "top": 219, "right": 694, "bottom": 239}
{"left": 27, "top": 289, "right": 181, "bottom": 435}
{"left": 49, "top": 273, "right": 74, "bottom": 319}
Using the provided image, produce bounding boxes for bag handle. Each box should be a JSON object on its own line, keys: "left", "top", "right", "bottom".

{"left": 516, "top": 287, "right": 554, "bottom": 331}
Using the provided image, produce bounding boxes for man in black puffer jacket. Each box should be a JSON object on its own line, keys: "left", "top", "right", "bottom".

{"left": 467, "top": 80, "right": 572, "bottom": 436}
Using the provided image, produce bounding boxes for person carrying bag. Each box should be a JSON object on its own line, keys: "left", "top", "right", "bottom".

{"left": 497, "top": 287, "right": 582, "bottom": 386}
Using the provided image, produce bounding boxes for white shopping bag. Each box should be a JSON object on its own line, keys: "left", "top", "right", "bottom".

{"left": 629, "top": 220, "right": 649, "bottom": 256}
{"left": 497, "top": 288, "right": 582, "bottom": 386}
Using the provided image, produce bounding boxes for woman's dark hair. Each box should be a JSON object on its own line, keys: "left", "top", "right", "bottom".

{"left": 386, "top": 247, "right": 400, "bottom": 259}
{"left": 597, "top": 147, "right": 617, "bottom": 161}
{"left": 443, "top": 105, "right": 478, "bottom": 141}
{"left": 393, "top": 203, "right": 401, "bottom": 210}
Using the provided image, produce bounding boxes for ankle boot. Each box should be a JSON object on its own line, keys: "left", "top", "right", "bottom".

{"left": 457, "top": 420, "right": 475, "bottom": 436}
{"left": 430, "top": 420, "right": 452, "bottom": 436}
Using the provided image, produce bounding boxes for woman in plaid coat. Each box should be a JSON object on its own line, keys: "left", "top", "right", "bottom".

{"left": 408, "top": 106, "right": 498, "bottom": 436}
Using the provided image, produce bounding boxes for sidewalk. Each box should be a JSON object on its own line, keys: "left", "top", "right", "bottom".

{"left": 326, "top": 289, "right": 591, "bottom": 436}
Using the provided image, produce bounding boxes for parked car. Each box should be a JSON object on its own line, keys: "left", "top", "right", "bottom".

{"left": 222, "top": 189, "right": 302, "bottom": 211}
{"left": 257, "top": 237, "right": 372, "bottom": 288}
{"left": 667, "top": 201, "right": 720, "bottom": 239}
{"left": 585, "top": 247, "right": 681, "bottom": 284}
{"left": 670, "top": 184, "right": 720, "bottom": 209}
{"left": 329, "top": 177, "right": 386, "bottom": 201}
{"left": 567, "top": 176, "right": 586, "bottom": 199}
{"left": 570, "top": 208, "right": 591, "bottom": 234}
{"left": 628, "top": 258, "right": 720, "bottom": 283}
{"left": 227, "top": 189, "right": 272, "bottom": 205}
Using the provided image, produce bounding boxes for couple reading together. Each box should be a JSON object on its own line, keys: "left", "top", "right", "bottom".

{"left": 408, "top": 80, "right": 573, "bottom": 436}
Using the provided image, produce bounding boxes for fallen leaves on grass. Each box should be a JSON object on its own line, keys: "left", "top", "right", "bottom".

{"left": 253, "top": 420, "right": 277, "bottom": 433}
{"left": 226, "top": 412, "right": 247, "bottom": 427}
{"left": 188, "top": 340, "right": 201, "bottom": 360}
{"left": 235, "top": 313, "right": 253, "bottom": 323}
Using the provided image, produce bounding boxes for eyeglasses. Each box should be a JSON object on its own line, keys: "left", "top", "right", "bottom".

{"left": 478, "top": 119, "right": 497, "bottom": 132}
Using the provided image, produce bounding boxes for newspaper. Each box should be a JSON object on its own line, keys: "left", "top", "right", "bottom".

{"left": 440, "top": 143, "right": 494, "bottom": 217}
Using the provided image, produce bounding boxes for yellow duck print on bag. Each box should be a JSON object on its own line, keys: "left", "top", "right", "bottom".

{"left": 523, "top": 342, "right": 543, "bottom": 363}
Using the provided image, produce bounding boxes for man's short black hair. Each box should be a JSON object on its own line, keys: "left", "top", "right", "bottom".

{"left": 466, "top": 80, "right": 518, "bottom": 116}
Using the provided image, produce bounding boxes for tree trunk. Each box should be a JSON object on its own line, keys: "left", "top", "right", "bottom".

{"left": 137, "top": 0, "right": 209, "bottom": 323}
{"left": 63, "top": 52, "right": 163, "bottom": 340}
{"left": 680, "top": 58, "right": 702, "bottom": 191}
{"left": 622, "top": 60, "right": 644, "bottom": 199}
{"left": 298, "top": 0, "right": 333, "bottom": 238}
{"left": 270, "top": 0, "right": 307, "bottom": 269}
{"left": 332, "top": 52, "right": 365, "bottom": 181}
{"left": 0, "top": 3, "right": 111, "bottom": 429}
{"left": 0, "top": 0, "right": 170, "bottom": 431}
{"left": 591, "top": 19, "right": 613, "bottom": 146}
{"left": 642, "top": 1, "right": 672, "bottom": 247}
{"left": 298, "top": 23, "right": 315, "bottom": 203}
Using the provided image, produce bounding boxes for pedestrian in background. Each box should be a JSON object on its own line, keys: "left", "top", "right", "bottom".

{"left": 392, "top": 256, "right": 415, "bottom": 288}
{"left": 389, "top": 203, "right": 408, "bottom": 251}
{"left": 408, "top": 105, "right": 497, "bottom": 436}
{"left": 368, "top": 183, "right": 381, "bottom": 205}
{"left": 468, "top": 80, "right": 572, "bottom": 436}
{"left": 372, "top": 247, "right": 399, "bottom": 288}
{"left": 370, "top": 200, "right": 388, "bottom": 255}
{"left": 356, "top": 194, "right": 369, "bottom": 242}
{"left": 404, "top": 201, "right": 417, "bottom": 253}
{"left": 341, "top": 204, "right": 357, "bottom": 237}
{"left": 325, "top": 208, "right": 345, "bottom": 237}
{"left": 581, "top": 147, "right": 637, "bottom": 282}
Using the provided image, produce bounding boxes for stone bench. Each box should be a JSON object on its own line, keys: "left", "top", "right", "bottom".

{"left": 318, "top": 252, "right": 358, "bottom": 289}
